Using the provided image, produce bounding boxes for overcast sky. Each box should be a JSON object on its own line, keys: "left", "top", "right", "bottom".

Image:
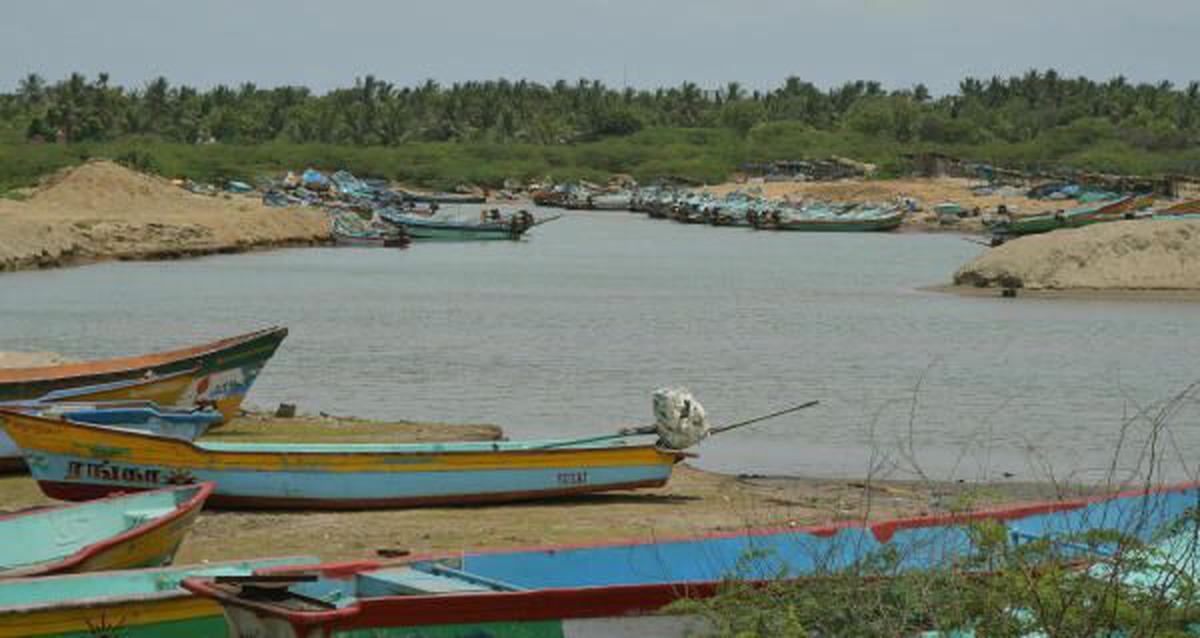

{"left": 3, "top": 0, "right": 1196, "bottom": 95}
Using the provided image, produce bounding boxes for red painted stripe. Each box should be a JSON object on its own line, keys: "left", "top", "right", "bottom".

{"left": 37, "top": 478, "right": 670, "bottom": 510}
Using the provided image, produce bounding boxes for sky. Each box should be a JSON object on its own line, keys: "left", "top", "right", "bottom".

{"left": 2, "top": 0, "right": 1196, "bottom": 95}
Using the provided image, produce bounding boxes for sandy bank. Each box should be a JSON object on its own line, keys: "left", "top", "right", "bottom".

{"left": 0, "top": 413, "right": 1078, "bottom": 564}
{"left": 0, "top": 160, "right": 330, "bottom": 272}
{"left": 0, "top": 352, "right": 74, "bottom": 368}
{"left": 706, "top": 177, "right": 1046, "bottom": 232}
{"left": 954, "top": 219, "right": 1200, "bottom": 291}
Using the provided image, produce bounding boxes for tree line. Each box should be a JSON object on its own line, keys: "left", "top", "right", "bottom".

{"left": 2, "top": 70, "right": 1197, "bottom": 154}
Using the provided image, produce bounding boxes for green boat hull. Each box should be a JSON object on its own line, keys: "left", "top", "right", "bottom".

{"left": 406, "top": 226, "right": 523, "bottom": 241}
{"left": 766, "top": 217, "right": 903, "bottom": 232}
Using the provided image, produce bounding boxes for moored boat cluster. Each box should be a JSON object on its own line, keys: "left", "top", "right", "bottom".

{"left": 194, "top": 168, "right": 556, "bottom": 247}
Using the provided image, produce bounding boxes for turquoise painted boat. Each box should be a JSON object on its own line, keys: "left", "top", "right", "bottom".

{"left": 378, "top": 210, "right": 535, "bottom": 241}
{"left": 185, "top": 481, "right": 1200, "bottom": 637}
{"left": 0, "top": 411, "right": 687, "bottom": 510}
{"left": 0, "top": 483, "right": 213, "bottom": 578}
{"left": 0, "top": 402, "right": 220, "bottom": 470}
{"left": 0, "top": 556, "right": 316, "bottom": 638}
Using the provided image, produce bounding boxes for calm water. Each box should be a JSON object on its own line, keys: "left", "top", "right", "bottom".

{"left": 2, "top": 211, "right": 1198, "bottom": 483}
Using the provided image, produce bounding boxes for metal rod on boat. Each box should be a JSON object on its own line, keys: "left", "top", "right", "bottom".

{"left": 708, "top": 400, "right": 819, "bottom": 436}
{"left": 530, "top": 399, "right": 819, "bottom": 450}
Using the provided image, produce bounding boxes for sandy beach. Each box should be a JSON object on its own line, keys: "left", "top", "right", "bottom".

{"left": 0, "top": 160, "right": 329, "bottom": 272}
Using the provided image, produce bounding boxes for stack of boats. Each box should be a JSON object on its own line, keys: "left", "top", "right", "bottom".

{"left": 2, "top": 328, "right": 1200, "bottom": 636}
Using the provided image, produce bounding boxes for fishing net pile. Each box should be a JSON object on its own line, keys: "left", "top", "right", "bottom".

{"left": 653, "top": 387, "right": 710, "bottom": 449}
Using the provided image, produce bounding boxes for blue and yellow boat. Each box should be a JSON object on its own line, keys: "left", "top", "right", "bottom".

{"left": 0, "top": 412, "right": 687, "bottom": 510}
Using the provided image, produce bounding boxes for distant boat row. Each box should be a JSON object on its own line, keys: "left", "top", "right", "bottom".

{"left": 534, "top": 185, "right": 907, "bottom": 232}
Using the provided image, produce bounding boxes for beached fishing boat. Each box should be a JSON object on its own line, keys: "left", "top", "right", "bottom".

{"left": 1155, "top": 198, "right": 1200, "bottom": 216}
{"left": 403, "top": 192, "right": 486, "bottom": 205}
{"left": 0, "top": 412, "right": 688, "bottom": 509}
{"left": 753, "top": 206, "right": 905, "bottom": 232}
{"left": 186, "top": 481, "right": 1200, "bottom": 638}
{"left": 378, "top": 210, "right": 537, "bottom": 241}
{"left": 34, "top": 368, "right": 199, "bottom": 406}
{"left": 589, "top": 191, "right": 633, "bottom": 210}
{"left": 990, "top": 194, "right": 1153, "bottom": 237}
{"left": 0, "top": 401, "right": 220, "bottom": 472}
{"left": 0, "top": 327, "right": 288, "bottom": 422}
{"left": 332, "top": 228, "right": 410, "bottom": 247}
{"left": 332, "top": 213, "right": 410, "bottom": 248}
{"left": 0, "top": 483, "right": 212, "bottom": 578}
{"left": 0, "top": 556, "right": 315, "bottom": 638}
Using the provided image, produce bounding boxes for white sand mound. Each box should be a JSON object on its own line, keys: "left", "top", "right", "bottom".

{"left": 0, "top": 160, "right": 330, "bottom": 271}
{"left": 955, "top": 219, "right": 1200, "bottom": 290}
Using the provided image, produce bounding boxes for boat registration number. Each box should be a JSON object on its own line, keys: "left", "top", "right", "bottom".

{"left": 557, "top": 471, "right": 588, "bottom": 486}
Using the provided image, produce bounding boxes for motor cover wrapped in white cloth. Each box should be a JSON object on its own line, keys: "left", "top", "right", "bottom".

{"left": 653, "top": 388, "right": 710, "bottom": 449}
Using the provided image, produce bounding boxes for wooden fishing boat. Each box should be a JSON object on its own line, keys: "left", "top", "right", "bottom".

{"left": 590, "top": 192, "right": 633, "bottom": 211}
{"left": 332, "top": 228, "right": 410, "bottom": 248}
{"left": 35, "top": 368, "right": 198, "bottom": 406}
{"left": 185, "top": 481, "right": 1200, "bottom": 638}
{"left": 0, "top": 371, "right": 205, "bottom": 472}
{"left": 1155, "top": 198, "right": 1200, "bottom": 216}
{"left": 0, "top": 412, "right": 688, "bottom": 510}
{"left": 0, "top": 483, "right": 213, "bottom": 578}
{"left": 754, "top": 208, "right": 905, "bottom": 232}
{"left": 403, "top": 192, "right": 486, "bottom": 205}
{"left": 0, "top": 556, "right": 315, "bottom": 638}
{"left": 0, "top": 327, "right": 288, "bottom": 422}
{"left": 991, "top": 194, "right": 1153, "bottom": 237}
{"left": 378, "top": 211, "right": 535, "bottom": 241}
{"left": 0, "top": 402, "right": 221, "bottom": 471}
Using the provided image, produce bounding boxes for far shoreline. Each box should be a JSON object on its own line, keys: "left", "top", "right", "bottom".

{"left": 924, "top": 283, "right": 1200, "bottom": 303}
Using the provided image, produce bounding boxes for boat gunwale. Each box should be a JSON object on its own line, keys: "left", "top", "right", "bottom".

{"left": 0, "top": 411, "right": 685, "bottom": 460}
{"left": 0, "top": 326, "right": 285, "bottom": 385}
{"left": 0, "top": 555, "right": 318, "bottom": 616}
{"left": 35, "top": 366, "right": 199, "bottom": 402}
{"left": 0, "top": 482, "right": 215, "bottom": 578}
{"left": 181, "top": 479, "right": 1200, "bottom": 628}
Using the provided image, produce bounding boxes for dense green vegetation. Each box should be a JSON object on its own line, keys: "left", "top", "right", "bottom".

{"left": 1, "top": 71, "right": 1199, "bottom": 189}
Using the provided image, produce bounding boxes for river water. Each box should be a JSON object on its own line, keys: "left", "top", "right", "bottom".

{"left": 2, "top": 211, "right": 1198, "bottom": 483}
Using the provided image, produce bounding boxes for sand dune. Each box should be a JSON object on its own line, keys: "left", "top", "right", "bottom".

{"left": 0, "top": 160, "right": 329, "bottom": 272}
{"left": 955, "top": 219, "right": 1200, "bottom": 290}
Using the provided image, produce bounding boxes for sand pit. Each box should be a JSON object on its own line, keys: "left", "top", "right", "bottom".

{"left": 0, "top": 160, "right": 330, "bottom": 272}
{"left": 954, "top": 219, "right": 1200, "bottom": 290}
{"left": 705, "top": 177, "right": 1048, "bottom": 231}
